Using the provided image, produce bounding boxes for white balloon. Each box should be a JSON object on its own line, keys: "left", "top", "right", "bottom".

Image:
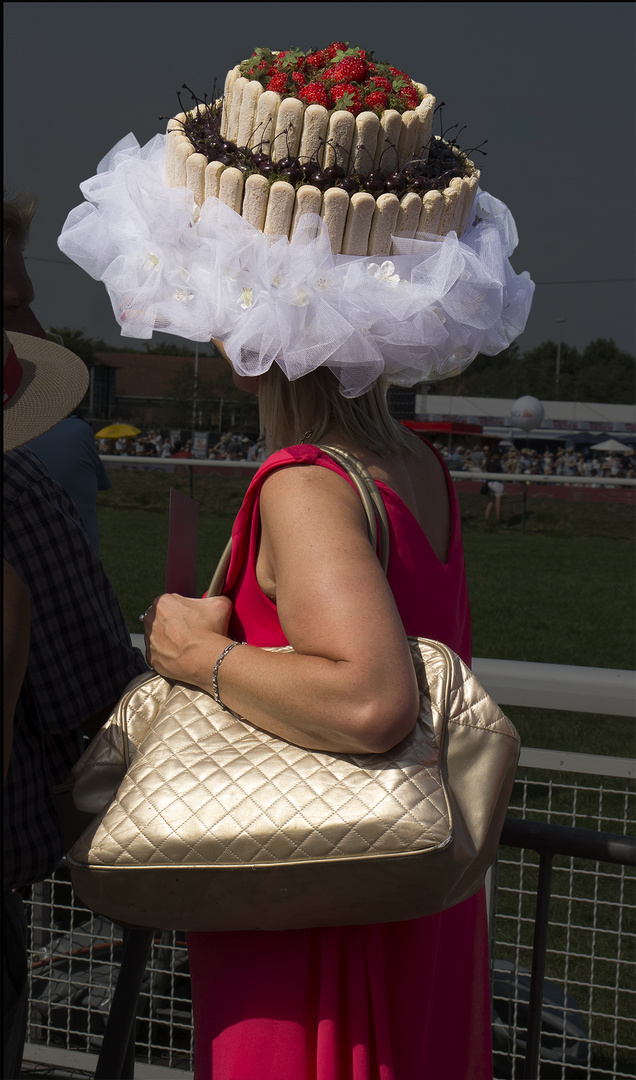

{"left": 509, "top": 395, "right": 545, "bottom": 431}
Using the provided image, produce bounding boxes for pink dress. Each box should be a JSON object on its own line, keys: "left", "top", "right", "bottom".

{"left": 188, "top": 444, "right": 493, "bottom": 1080}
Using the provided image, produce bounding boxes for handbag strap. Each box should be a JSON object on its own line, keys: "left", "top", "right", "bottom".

{"left": 206, "top": 445, "right": 390, "bottom": 596}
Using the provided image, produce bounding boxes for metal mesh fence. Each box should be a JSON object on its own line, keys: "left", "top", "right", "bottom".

{"left": 21, "top": 762, "right": 634, "bottom": 1079}
{"left": 491, "top": 765, "right": 635, "bottom": 1080}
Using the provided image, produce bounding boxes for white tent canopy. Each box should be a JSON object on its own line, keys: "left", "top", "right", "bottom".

{"left": 589, "top": 439, "right": 634, "bottom": 452}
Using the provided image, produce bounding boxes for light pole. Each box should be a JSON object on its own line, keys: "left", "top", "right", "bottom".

{"left": 192, "top": 342, "right": 199, "bottom": 429}
{"left": 555, "top": 318, "right": 566, "bottom": 397}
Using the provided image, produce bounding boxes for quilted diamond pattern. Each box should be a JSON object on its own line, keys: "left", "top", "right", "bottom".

{"left": 67, "top": 638, "right": 520, "bottom": 928}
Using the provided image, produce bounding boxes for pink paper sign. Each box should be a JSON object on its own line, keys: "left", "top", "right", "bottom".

{"left": 166, "top": 488, "right": 199, "bottom": 596}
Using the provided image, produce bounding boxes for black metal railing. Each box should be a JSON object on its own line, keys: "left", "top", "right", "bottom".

{"left": 497, "top": 817, "right": 636, "bottom": 1080}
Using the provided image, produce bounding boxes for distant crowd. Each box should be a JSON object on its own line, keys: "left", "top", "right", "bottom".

{"left": 96, "top": 431, "right": 635, "bottom": 479}
{"left": 436, "top": 443, "right": 635, "bottom": 480}
{"left": 97, "top": 430, "right": 266, "bottom": 462}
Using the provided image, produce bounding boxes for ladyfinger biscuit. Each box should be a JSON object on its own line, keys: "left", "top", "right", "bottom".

{"left": 221, "top": 66, "right": 241, "bottom": 137}
{"left": 237, "top": 80, "right": 264, "bottom": 150}
{"left": 298, "top": 104, "right": 329, "bottom": 166}
{"left": 397, "top": 112, "right": 420, "bottom": 170}
{"left": 353, "top": 112, "right": 380, "bottom": 175}
{"left": 439, "top": 179, "right": 464, "bottom": 236}
{"left": 204, "top": 161, "right": 225, "bottom": 203}
{"left": 186, "top": 153, "right": 207, "bottom": 208}
{"left": 272, "top": 97, "right": 304, "bottom": 162}
{"left": 392, "top": 192, "right": 423, "bottom": 242}
{"left": 416, "top": 190, "right": 444, "bottom": 237}
{"left": 166, "top": 136, "right": 194, "bottom": 188}
{"left": 254, "top": 91, "right": 280, "bottom": 156}
{"left": 322, "top": 111, "right": 355, "bottom": 170}
{"left": 342, "top": 192, "right": 376, "bottom": 256}
{"left": 374, "top": 110, "right": 402, "bottom": 171}
{"left": 367, "top": 193, "right": 400, "bottom": 257}
{"left": 263, "top": 180, "right": 295, "bottom": 237}
{"left": 242, "top": 173, "right": 270, "bottom": 231}
{"left": 166, "top": 111, "right": 187, "bottom": 138}
{"left": 320, "top": 187, "right": 350, "bottom": 254}
{"left": 416, "top": 94, "right": 436, "bottom": 162}
{"left": 218, "top": 166, "right": 245, "bottom": 216}
{"left": 458, "top": 173, "right": 480, "bottom": 237}
{"left": 290, "top": 185, "right": 323, "bottom": 240}
{"left": 226, "top": 76, "right": 248, "bottom": 145}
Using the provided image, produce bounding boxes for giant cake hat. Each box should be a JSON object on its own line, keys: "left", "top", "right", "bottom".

{"left": 58, "top": 44, "right": 534, "bottom": 397}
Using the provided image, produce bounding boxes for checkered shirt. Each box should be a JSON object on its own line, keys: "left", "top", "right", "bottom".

{"left": 3, "top": 447, "right": 148, "bottom": 888}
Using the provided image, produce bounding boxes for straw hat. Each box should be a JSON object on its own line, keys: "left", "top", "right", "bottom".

{"left": 3, "top": 330, "right": 89, "bottom": 452}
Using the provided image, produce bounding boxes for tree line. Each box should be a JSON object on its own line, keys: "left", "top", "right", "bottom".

{"left": 50, "top": 328, "right": 635, "bottom": 407}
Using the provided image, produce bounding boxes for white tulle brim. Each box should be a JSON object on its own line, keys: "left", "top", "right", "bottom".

{"left": 58, "top": 132, "right": 535, "bottom": 398}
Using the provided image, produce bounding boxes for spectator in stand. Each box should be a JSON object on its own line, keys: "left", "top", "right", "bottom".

{"left": 4, "top": 191, "right": 110, "bottom": 553}
{"left": 542, "top": 450, "right": 554, "bottom": 476}
{"left": 247, "top": 435, "right": 266, "bottom": 463}
{"left": 445, "top": 445, "right": 464, "bottom": 471}
{"left": 160, "top": 439, "right": 172, "bottom": 458}
{"left": 518, "top": 449, "right": 532, "bottom": 473}
{"left": 469, "top": 444, "right": 486, "bottom": 470}
{"left": 172, "top": 440, "right": 192, "bottom": 459}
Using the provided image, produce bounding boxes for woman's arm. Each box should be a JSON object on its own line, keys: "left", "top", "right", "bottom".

{"left": 143, "top": 465, "right": 419, "bottom": 753}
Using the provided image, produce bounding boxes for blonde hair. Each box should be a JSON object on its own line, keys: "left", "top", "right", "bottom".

{"left": 258, "top": 364, "right": 416, "bottom": 457}
{"left": 3, "top": 189, "right": 37, "bottom": 248}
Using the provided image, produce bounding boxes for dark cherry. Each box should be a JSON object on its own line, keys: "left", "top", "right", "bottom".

{"left": 308, "top": 170, "right": 329, "bottom": 191}
{"left": 409, "top": 176, "right": 432, "bottom": 193}
{"left": 216, "top": 152, "right": 234, "bottom": 166}
{"left": 323, "top": 164, "right": 345, "bottom": 182}
{"left": 301, "top": 161, "right": 320, "bottom": 181}
{"left": 363, "top": 172, "right": 385, "bottom": 193}
{"left": 339, "top": 175, "right": 361, "bottom": 194}
{"left": 282, "top": 165, "right": 304, "bottom": 185}
{"left": 384, "top": 172, "right": 407, "bottom": 194}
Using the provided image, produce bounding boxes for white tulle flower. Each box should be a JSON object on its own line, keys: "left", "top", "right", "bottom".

{"left": 239, "top": 287, "right": 253, "bottom": 310}
{"left": 367, "top": 261, "right": 401, "bottom": 287}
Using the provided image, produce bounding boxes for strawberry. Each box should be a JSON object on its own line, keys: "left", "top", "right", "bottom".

{"left": 399, "top": 86, "right": 420, "bottom": 110}
{"left": 306, "top": 49, "right": 327, "bottom": 70}
{"left": 365, "top": 90, "right": 389, "bottom": 112}
{"left": 266, "top": 73, "right": 289, "bottom": 94}
{"left": 369, "top": 75, "right": 392, "bottom": 92}
{"left": 291, "top": 71, "right": 306, "bottom": 87}
{"left": 330, "top": 56, "right": 368, "bottom": 83}
{"left": 299, "top": 82, "right": 332, "bottom": 108}
{"left": 327, "top": 41, "right": 348, "bottom": 59}
{"left": 331, "top": 83, "right": 363, "bottom": 115}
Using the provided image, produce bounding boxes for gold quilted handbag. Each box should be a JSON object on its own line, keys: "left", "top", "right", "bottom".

{"left": 66, "top": 448, "right": 520, "bottom": 931}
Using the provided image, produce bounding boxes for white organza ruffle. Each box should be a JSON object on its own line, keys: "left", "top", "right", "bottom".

{"left": 58, "top": 133, "right": 534, "bottom": 398}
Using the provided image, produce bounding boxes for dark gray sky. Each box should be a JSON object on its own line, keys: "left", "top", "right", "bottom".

{"left": 4, "top": 1, "right": 635, "bottom": 357}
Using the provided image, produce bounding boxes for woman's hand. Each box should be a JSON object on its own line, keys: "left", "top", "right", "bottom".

{"left": 142, "top": 593, "right": 233, "bottom": 687}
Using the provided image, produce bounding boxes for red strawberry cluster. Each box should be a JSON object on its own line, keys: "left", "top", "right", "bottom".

{"left": 238, "top": 44, "right": 423, "bottom": 116}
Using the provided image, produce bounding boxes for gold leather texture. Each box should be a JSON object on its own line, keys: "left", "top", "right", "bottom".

{"left": 67, "top": 639, "right": 519, "bottom": 930}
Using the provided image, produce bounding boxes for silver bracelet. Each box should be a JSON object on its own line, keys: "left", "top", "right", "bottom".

{"left": 211, "top": 640, "right": 246, "bottom": 715}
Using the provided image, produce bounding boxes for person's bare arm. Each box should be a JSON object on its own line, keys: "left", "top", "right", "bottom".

{"left": 3, "top": 560, "right": 30, "bottom": 782}
{"left": 143, "top": 466, "right": 419, "bottom": 753}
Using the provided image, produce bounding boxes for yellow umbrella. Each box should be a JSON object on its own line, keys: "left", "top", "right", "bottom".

{"left": 95, "top": 423, "right": 141, "bottom": 438}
